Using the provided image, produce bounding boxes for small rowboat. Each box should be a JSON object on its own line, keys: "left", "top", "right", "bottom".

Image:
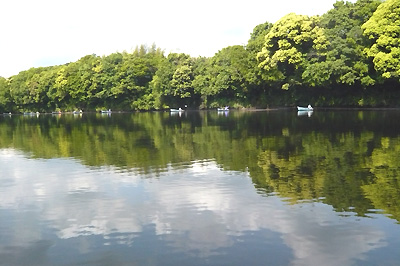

{"left": 24, "top": 112, "right": 40, "bottom": 115}
{"left": 170, "top": 108, "right": 184, "bottom": 112}
{"left": 297, "top": 105, "right": 313, "bottom": 111}
{"left": 217, "top": 107, "right": 229, "bottom": 111}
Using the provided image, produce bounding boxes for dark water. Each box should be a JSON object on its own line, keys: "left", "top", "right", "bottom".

{"left": 0, "top": 110, "right": 400, "bottom": 266}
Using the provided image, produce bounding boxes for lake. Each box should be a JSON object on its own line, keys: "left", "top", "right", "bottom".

{"left": 0, "top": 110, "right": 399, "bottom": 266}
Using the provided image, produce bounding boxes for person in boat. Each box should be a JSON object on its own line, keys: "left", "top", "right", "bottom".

{"left": 308, "top": 104, "right": 312, "bottom": 109}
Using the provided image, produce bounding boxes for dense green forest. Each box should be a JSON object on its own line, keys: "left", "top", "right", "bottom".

{"left": 1, "top": 0, "right": 399, "bottom": 113}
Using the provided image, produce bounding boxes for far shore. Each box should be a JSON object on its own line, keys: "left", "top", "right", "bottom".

{"left": 5, "top": 106, "right": 400, "bottom": 115}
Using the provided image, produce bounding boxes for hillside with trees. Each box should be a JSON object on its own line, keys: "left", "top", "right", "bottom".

{"left": 1, "top": 0, "right": 399, "bottom": 113}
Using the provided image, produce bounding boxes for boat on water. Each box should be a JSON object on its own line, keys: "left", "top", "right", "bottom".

{"left": 170, "top": 108, "right": 184, "bottom": 112}
{"left": 217, "top": 106, "right": 229, "bottom": 111}
{"left": 101, "top": 109, "right": 112, "bottom": 113}
{"left": 23, "top": 112, "right": 40, "bottom": 115}
{"left": 297, "top": 105, "right": 313, "bottom": 111}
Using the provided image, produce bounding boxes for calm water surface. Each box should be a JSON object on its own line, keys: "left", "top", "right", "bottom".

{"left": 0, "top": 110, "right": 399, "bottom": 265}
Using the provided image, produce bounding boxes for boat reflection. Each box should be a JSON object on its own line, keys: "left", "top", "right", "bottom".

{"left": 297, "top": 110, "right": 313, "bottom": 117}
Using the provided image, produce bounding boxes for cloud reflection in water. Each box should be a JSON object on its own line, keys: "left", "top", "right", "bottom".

{"left": 0, "top": 149, "right": 391, "bottom": 265}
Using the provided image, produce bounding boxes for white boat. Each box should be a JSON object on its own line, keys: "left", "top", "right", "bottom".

{"left": 217, "top": 107, "right": 229, "bottom": 111}
{"left": 170, "top": 108, "right": 184, "bottom": 112}
{"left": 101, "top": 109, "right": 112, "bottom": 113}
{"left": 24, "top": 112, "right": 39, "bottom": 115}
{"left": 297, "top": 105, "right": 313, "bottom": 111}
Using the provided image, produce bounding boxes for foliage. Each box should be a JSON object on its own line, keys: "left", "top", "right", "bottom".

{"left": 310, "top": 0, "right": 381, "bottom": 87}
{"left": 150, "top": 53, "right": 194, "bottom": 109}
{"left": 362, "top": 0, "right": 400, "bottom": 80}
{"left": 1, "top": 0, "right": 400, "bottom": 112}
{"left": 257, "top": 13, "right": 329, "bottom": 90}
{"left": 196, "top": 45, "right": 251, "bottom": 107}
{"left": 0, "top": 77, "right": 11, "bottom": 111}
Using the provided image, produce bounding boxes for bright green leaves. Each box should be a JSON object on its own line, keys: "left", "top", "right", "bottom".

{"left": 3, "top": 1, "right": 400, "bottom": 110}
{"left": 208, "top": 45, "right": 250, "bottom": 105}
{"left": 257, "top": 13, "right": 328, "bottom": 89}
{"left": 150, "top": 53, "right": 195, "bottom": 108}
{"left": 246, "top": 21, "right": 273, "bottom": 88}
{"left": 171, "top": 64, "right": 194, "bottom": 98}
{"left": 8, "top": 67, "right": 55, "bottom": 111}
{"left": 363, "top": 0, "right": 400, "bottom": 80}
{"left": 275, "top": 46, "right": 302, "bottom": 65}
{"left": 4, "top": 45, "right": 165, "bottom": 112}
{"left": 0, "top": 77, "right": 10, "bottom": 112}
{"left": 255, "top": 1, "right": 381, "bottom": 89}
{"left": 308, "top": 0, "right": 381, "bottom": 87}
{"left": 116, "top": 50, "right": 162, "bottom": 110}
{"left": 189, "top": 45, "right": 251, "bottom": 108}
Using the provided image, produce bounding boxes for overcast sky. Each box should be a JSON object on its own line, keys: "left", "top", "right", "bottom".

{"left": 0, "top": 0, "right": 350, "bottom": 78}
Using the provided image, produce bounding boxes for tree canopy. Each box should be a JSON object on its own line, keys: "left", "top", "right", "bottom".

{"left": 2, "top": 0, "right": 400, "bottom": 113}
{"left": 362, "top": 0, "right": 400, "bottom": 80}
{"left": 257, "top": 13, "right": 329, "bottom": 89}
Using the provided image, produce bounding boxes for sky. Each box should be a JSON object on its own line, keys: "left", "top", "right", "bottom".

{"left": 0, "top": 0, "right": 350, "bottom": 78}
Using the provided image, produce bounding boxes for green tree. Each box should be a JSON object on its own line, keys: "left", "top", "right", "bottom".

{"left": 48, "top": 65, "right": 69, "bottom": 110}
{"left": 257, "top": 13, "right": 329, "bottom": 90}
{"left": 0, "top": 77, "right": 11, "bottom": 112}
{"left": 362, "top": 0, "right": 400, "bottom": 80}
{"left": 192, "top": 57, "right": 212, "bottom": 108}
{"left": 305, "top": 0, "right": 380, "bottom": 88}
{"left": 28, "top": 67, "right": 58, "bottom": 111}
{"left": 113, "top": 53, "right": 154, "bottom": 109}
{"left": 207, "top": 45, "right": 250, "bottom": 107}
{"left": 88, "top": 52, "right": 123, "bottom": 109}
{"left": 72, "top": 54, "right": 102, "bottom": 110}
{"left": 246, "top": 21, "right": 273, "bottom": 106}
{"left": 246, "top": 21, "right": 273, "bottom": 85}
{"left": 150, "top": 53, "right": 191, "bottom": 108}
{"left": 8, "top": 67, "right": 54, "bottom": 111}
{"left": 171, "top": 64, "right": 194, "bottom": 99}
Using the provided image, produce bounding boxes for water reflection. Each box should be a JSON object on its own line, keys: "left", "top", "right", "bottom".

{"left": 297, "top": 110, "right": 313, "bottom": 117}
{"left": 1, "top": 148, "right": 398, "bottom": 265}
{"left": 1, "top": 111, "right": 400, "bottom": 265}
{"left": 2, "top": 111, "right": 400, "bottom": 218}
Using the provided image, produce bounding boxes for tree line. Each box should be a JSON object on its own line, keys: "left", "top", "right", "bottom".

{"left": 0, "top": 0, "right": 399, "bottom": 113}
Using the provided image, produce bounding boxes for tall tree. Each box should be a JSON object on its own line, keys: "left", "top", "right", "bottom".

{"left": 192, "top": 57, "right": 212, "bottom": 108}
{"left": 206, "top": 45, "right": 250, "bottom": 107}
{"left": 362, "top": 0, "right": 400, "bottom": 80}
{"left": 246, "top": 21, "right": 274, "bottom": 106}
{"left": 8, "top": 67, "right": 52, "bottom": 111}
{"left": 170, "top": 64, "right": 194, "bottom": 99}
{"left": 246, "top": 21, "right": 274, "bottom": 84}
{"left": 0, "top": 77, "right": 11, "bottom": 112}
{"left": 257, "top": 13, "right": 329, "bottom": 90}
{"left": 150, "top": 53, "right": 191, "bottom": 108}
{"left": 305, "top": 0, "right": 381, "bottom": 87}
